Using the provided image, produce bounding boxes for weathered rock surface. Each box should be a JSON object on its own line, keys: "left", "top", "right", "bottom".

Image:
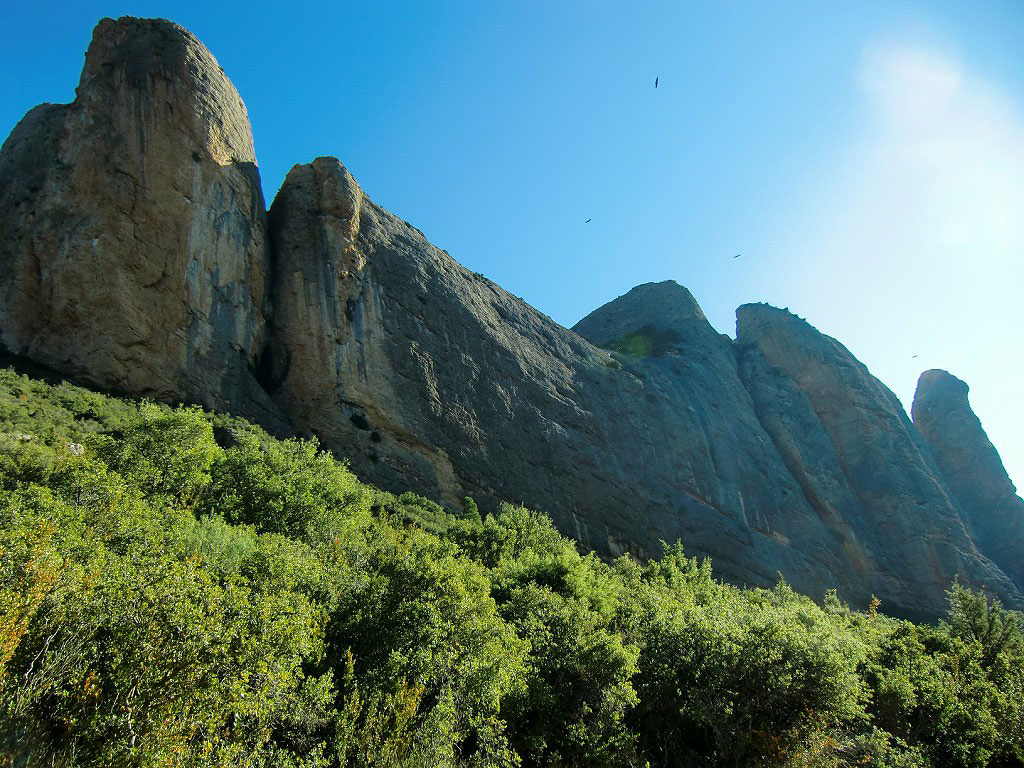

{"left": 736, "top": 306, "right": 1021, "bottom": 617}
{"left": 0, "top": 17, "right": 282, "bottom": 426}
{"left": 263, "top": 158, "right": 1021, "bottom": 617}
{"left": 913, "top": 370, "right": 1024, "bottom": 588}
{"left": 570, "top": 283, "right": 871, "bottom": 599}
{"left": 267, "top": 191, "right": 857, "bottom": 600}
{"left": 2, "top": 16, "right": 1022, "bottom": 620}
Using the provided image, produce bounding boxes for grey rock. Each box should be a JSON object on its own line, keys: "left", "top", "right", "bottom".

{"left": 736, "top": 305, "right": 1022, "bottom": 618}
{"left": 913, "top": 370, "right": 1024, "bottom": 588}
{"left": 268, "top": 164, "right": 723, "bottom": 570}
{"left": 265, "top": 160, "right": 939, "bottom": 612}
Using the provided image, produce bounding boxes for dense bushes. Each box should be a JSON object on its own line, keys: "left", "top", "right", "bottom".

{"left": 0, "top": 367, "right": 1021, "bottom": 767}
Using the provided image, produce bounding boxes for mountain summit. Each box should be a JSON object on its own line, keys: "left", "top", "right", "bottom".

{"left": 1, "top": 17, "right": 1020, "bottom": 620}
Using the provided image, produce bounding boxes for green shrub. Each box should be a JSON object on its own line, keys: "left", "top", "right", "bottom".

{"left": 601, "top": 324, "right": 682, "bottom": 357}
{"left": 90, "top": 403, "right": 218, "bottom": 508}
{"left": 200, "top": 432, "right": 369, "bottom": 542}
{"left": 1, "top": 365, "right": 1022, "bottom": 767}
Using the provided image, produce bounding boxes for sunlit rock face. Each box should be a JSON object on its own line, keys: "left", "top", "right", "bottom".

{"left": 0, "top": 17, "right": 281, "bottom": 426}
{"left": 913, "top": 369, "right": 1024, "bottom": 588}
{"left": 3, "top": 16, "right": 1023, "bottom": 621}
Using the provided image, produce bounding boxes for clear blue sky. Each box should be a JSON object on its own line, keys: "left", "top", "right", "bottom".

{"left": 3, "top": 1, "right": 1023, "bottom": 489}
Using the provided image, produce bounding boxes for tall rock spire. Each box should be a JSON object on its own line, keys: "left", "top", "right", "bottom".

{"left": 0, "top": 17, "right": 281, "bottom": 425}
{"left": 913, "top": 369, "right": 1024, "bottom": 587}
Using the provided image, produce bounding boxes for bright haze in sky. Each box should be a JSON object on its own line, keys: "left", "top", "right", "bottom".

{"left": 2, "top": 1, "right": 1023, "bottom": 489}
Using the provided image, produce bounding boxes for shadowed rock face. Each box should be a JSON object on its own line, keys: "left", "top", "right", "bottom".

{"left": 736, "top": 306, "right": 1020, "bottom": 618}
{"left": 262, "top": 160, "right": 1020, "bottom": 618}
{"left": 913, "top": 370, "right": 1024, "bottom": 587}
{"left": 0, "top": 17, "right": 282, "bottom": 427}
{"left": 265, "top": 167, "right": 862, "bottom": 600}
{"left": 3, "top": 17, "right": 1022, "bottom": 620}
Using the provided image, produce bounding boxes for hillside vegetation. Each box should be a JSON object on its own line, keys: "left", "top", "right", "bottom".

{"left": 0, "top": 366, "right": 1021, "bottom": 768}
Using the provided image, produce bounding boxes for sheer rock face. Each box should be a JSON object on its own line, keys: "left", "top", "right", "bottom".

{"left": 0, "top": 17, "right": 281, "bottom": 425}
{"left": 4, "top": 17, "right": 1024, "bottom": 621}
{"left": 268, "top": 165, "right": 834, "bottom": 592}
{"left": 569, "top": 282, "right": 866, "bottom": 598}
{"left": 264, "top": 165, "right": 937, "bottom": 612}
{"left": 735, "top": 306, "right": 1022, "bottom": 617}
{"left": 913, "top": 370, "right": 1024, "bottom": 587}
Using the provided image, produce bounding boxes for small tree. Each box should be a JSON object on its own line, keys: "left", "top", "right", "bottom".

{"left": 945, "top": 580, "right": 1023, "bottom": 667}
{"left": 90, "top": 404, "right": 218, "bottom": 508}
{"left": 462, "top": 496, "right": 480, "bottom": 522}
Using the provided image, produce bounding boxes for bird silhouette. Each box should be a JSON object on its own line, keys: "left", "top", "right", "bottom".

{"left": 733, "top": 254, "right": 741, "bottom": 259}
{"left": 912, "top": 354, "right": 919, "bottom": 359}
{"left": 585, "top": 218, "right": 592, "bottom": 223}
{"left": 654, "top": 76, "right": 659, "bottom": 88}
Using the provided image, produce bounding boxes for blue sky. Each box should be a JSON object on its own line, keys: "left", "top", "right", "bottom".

{"left": 2, "top": 1, "right": 1023, "bottom": 488}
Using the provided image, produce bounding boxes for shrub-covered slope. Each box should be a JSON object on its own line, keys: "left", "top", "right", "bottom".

{"left": 1, "top": 366, "right": 1022, "bottom": 767}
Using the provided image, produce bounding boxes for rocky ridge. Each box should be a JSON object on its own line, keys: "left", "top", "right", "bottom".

{"left": 1, "top": 17, "right": 1021, "bottom": 620}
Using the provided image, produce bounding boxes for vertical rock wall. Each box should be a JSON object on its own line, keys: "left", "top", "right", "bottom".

{"left": 0, "top": 17, "right": 280, "bottom": 424}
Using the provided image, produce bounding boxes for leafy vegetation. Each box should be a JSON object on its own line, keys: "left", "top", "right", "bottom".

{"left": 0, "top": 366, "right": 1021, "bottom": 767}
{"left": 601, "top": 324, "right": 683, "bottom": 358}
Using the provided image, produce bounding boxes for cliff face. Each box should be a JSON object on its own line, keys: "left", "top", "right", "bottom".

{"left": 0, "top": 17, "right": 281, "bottom": 426}
{"left": 2, "top": 17, "right": 1021, "bottom": 620}
{"left": 267, "top": 176, "right": 854, "bottom": 599}
{"left": 736, "top": 307, "right": 1018, "bottom": 615}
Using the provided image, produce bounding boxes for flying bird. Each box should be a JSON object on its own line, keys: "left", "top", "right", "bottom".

{"left": 585, "top": 218, "right": 592, "bottom": 223}
{"left": 912, "top": 354, "right": 919, "bottom": 359}
{"left": 654, "top": 76, "right": 659, "bottom": 88}
{"left": 733, "top": 254, "right": 741, "bottom": 259}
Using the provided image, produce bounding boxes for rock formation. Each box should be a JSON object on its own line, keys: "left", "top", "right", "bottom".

{"left": 0, "top": 17, "right": 282, "bottom": 426}
{"left": 1, "top": 16, "right": 1021, "bottom": 620}
{"left": 266, "top": 183, "right": 857, "bottom": 601}
{"left": 913, "top": 370, "right": 1024, "bottom": 588}
{"left": 736, "top": 307, "right": 1018, "bottom": 616}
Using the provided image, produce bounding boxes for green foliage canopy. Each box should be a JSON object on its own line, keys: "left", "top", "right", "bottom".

{"left": 0, "top": 366, "right": 1021, "bottom": 767}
